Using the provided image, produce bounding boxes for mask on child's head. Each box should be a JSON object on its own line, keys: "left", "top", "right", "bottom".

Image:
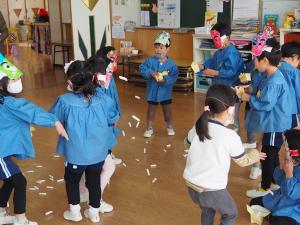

{"left": 224, "top": 106, "right": 235, "bottom": 126}
{"left": 251, "top": 31, "right": 273, "bottom": 57}
{"left": 107, "top": 50, "right": 118, "bottom": 64}
{"left": 154, "top": 31, "right": 170, "bottom": 46}
{"left": 210, "top": 30, "right": 227, "bottom": 49}
{"left": 66, "top": 81, "right": 73, "bottom": 92}
{"left": 7, "top": 78, "right": 23, "bottom": 94}
{"left": 0, "top": 53, "right": 23, "bottom": 80}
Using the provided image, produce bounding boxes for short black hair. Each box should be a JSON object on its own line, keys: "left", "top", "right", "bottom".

{"left": 257, "top": 37, "right": 281, "bottom": 67}
{"left": 281, "top": 41, "right": 300, "bottom": 58}
{"left": 86, "top": 56, "right": 107, "bottom": 75}
{"left": 285, "top": 129, "right": 300, "bottom": 151}
{"left": 211, "top": 23, "right": 231, "bottom": 37}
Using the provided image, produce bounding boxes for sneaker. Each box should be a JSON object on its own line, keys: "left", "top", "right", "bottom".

{"left": 84, "top": 208, "right": 100, "bottom": 223}
{"left": 111, "top": 154, "right": 122, "bottom": 165}
{"left": 13, "top": 219, "right": 38, "bottom": 225}
{"left": 246, "top": 187, "right": 271, "bottom": 198}
{"left": 80, "top": 191, "right": 89, "bottom": 203}
{"left": 249, "top": 166, "right": 262, "bottom": 180}
{"left": 243, "top": 142, "right": 257, "bottom": 149}
{"left": 100, "top": 200, "right": 113, "bottom": 213}
{"left": 63, "top": 205, "right": 82, "bottom": 222}
{"left": 144, "top": 128, "right": 153, "bottom": 138}
{"left": 167, "top": 127, "right": 175, "bottom": 136}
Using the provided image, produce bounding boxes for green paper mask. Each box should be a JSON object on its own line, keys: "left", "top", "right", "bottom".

{"left": 0, "top": 53, "right": 23, "bottom": 80}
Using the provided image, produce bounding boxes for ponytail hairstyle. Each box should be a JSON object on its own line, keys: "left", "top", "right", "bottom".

{"left": 95, "top": 46, "right": 116, "bottom": 65}
{"left": 66, "top": 60, "right": 96, "bottom": 99}
{"left": 195, "top": 84, "right": 236, "bottom": 142}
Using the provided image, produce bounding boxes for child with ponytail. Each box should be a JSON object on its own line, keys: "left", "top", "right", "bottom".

{"left": 183, "top": 84, "right": 265, "bottom": 225}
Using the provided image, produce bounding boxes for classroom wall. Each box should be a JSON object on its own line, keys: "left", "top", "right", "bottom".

{"left": 112, "top": 28, "right": 194, "bottom": 61}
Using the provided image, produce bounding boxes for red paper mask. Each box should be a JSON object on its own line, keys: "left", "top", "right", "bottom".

{"left": 210, "top": 30, "right": 227, "bottom": 49}
{"left": 251, "top": 30, "right": 272, "bottom": 57}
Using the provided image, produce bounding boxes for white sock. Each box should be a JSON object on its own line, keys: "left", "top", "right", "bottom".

{"left": 70, "top": 204, "right": 81, "bottom": 212}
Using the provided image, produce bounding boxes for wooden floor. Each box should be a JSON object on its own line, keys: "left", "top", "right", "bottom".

{"left": 2, "top": 47, "right": 265, "bottom": 225}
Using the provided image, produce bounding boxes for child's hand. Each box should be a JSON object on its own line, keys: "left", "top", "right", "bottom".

{"left": 203, "top": 69, "right": 219, "bottom": 77}
{"left": 283, "top": 159, "right": 294, "bottom": 178}
{"left": 241, "top": 93, "right": 250, "bottom": 102}
{"left": 55, "top": 121, "right": 69, "bottom": 141}
{"left": 198, "top": 64, "right": 204, "bottom": 70}
{"left": 244, "top": 85, "right": 253, "bottom": 94}
{"left": 151, "top": 72, "right": 158, "bottom": 79}
{"left": 259, "top": 152, "right": 267, "bottom": 161}
{"left": 295, "top": 126, "right": 300, "bottom": 130}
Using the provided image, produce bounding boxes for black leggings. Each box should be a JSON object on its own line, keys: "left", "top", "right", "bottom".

{"left": 250, "top": 197, "right": 299, "bottom": 225}
{"left": 261, "top": 145, "right": 280, "bottom": 190}
{"left": 64, "top": 163, "right": 104, "bottom": 208}
{"left": 0, "top": 172, "right": 27, "bottom": 214}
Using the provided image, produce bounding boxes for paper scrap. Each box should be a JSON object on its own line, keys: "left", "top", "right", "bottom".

{"left": 166, "top": 144, "right": 171, "bottom": 149}
{"left": 26, "top": 170, "right": 34, "bottom": 173}
{"left": 119, "top": 76, "right": 128, "bottom": 81}
{"left": 131, "top": 137, "right": 136, "bottom": 140}
{"left": 128, "top": 122, "right": 132, "bottom": 128}
{"left": 122, "top": 162, "right": 127, "bottom": 167}
{"left": 45, "top": 211, "right": 53, "bottom": 216}
{"left": 33, "top": 186, "right": 39, "bottom": 190}
{"left": 135, "top": 158, "right": 140, "bottom": 162}
{"left": 53, "top": 155, "right": 60, "bottom": 158}
{"left": 122, "top": 130, "right": 126, "bottom": 136}
{"left": 163, "top": 149, "right": 167, "bottom": 153}
{"left": 135, "top": 96, "right": 141, "bottom": 100}
{"left": 146, "top": 169, "right": 151, "bottom": 176}
{"left": 39, "top": 192, "right": 47, "bottom": 196}
{"left": 36, "top": 165, "right": 43, "bottom": 168}
{"left": 152, "top": 178, "right": 157, "bottom": 183}
{"left": 57, "top": 179, "right": 64, "bottom": 183}
{"left": 183, "top": 154, "right": 188, "bottom": 158}
{"left": 132, "top": 115, "right": 140, "bottom": 122}
{"left": 29, "top": 188, "right": 37, "bottom": 191}
{"left": 150, "top": 164, "right": 157, "bottom": 168}
{"left": 36, "top": 180, "right": 46, "bottom": 184}
{"left": 144, "top": 148, "right": 147, "bottom": 154}
{"left": 136, "top": 122, "right": 140, "bottom": 128}
{"left": 46, "top": 186, "right": 54, "bottom": 190}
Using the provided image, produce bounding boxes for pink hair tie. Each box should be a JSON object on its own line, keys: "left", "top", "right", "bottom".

{"left": 204, "top": 106, "right": 210, "bottom": 112}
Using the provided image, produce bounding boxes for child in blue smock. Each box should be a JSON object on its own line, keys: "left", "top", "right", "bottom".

{"left": 94, "top": 47, "right": 123, "bottom": 165}
{"left": 250, "top": 129, "right": 300, "bottom": 225}
{"left": 241, "top": 37, "right": 292, "bottom": 198}
{"left": 199, "top": 23, "right": 244, "bottom": 132}
{"left": 50, "top": 60, "right": 119, "bottom": 223}
{"left": 279, "top": 41, "right": 300, "bottom": 129}
{"left": 0, "top": 54, "right": 68, "bottom": 225}
{"left": 139, "top": 31, "right": 179, "bottom": 138}
{"left": 198, "top": 22, "right": 244, "bottom": 86}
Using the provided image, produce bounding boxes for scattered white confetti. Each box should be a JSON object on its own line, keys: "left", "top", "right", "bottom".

{"left": 36, "top": 180, "right": 46, "bottom": 185}
{"left": 135, "top": 96, "right": 141, "bottom": 100}
{"left": 33, "top": 186, "right": 39, "bottom": 190}
{"left": 146, "top": 169, "right": 151, "bottom": 176}
{"left": 49, "top": 175, "right": 54, "bottom": 179}
{"left": 150, "top": 164, "right": 157, "bottom": 168}
{"left": 163, "top": 149, "right": 167, "bottom": 153}
{"left": 29, "top": 188, "right": 37, "bottom": 191}
{"left": 122, "top": 130, "right": 126, "bottom": 136}
{"left": 152, "top": 178, "right": 158, "bottom": 184}
{"left": 131, "top": 136, "right": 136, "bottom": 140}
{"left": 46, "top": 186, "right": 54, "bottom": 190}
{"left": 119, "top": 76, "right": 128, "bottom": 81}
{"left": 122, "top": 163, "right": 127, "bottom": 167}
{"left": 57, "top": 179, "right": 64, "bottom": 183}
{"left": 26, "top": 170, "right": 34, "bottom": 173}
{"left": 183, "top": 154, "right": 188, "bottom": 158}
{"left": 53, "top": 155, "right": 60, "bottom": 158}
{"left": 128, "top": 122, "right": 132, "bottom": 128}
{"left": 135, "top": 158, "right": 140, "bottom": 162}
{"left": 145, "top": 141, "right": 149, "bottom": 144}
{"left": 36, "top": 165, "right": 43, "bottom": 168}
{"left": 132, "top": 115, "right": 140, "bottom": 122}
{"left": 45, "top": 211, "right": 53, "bottom": 216}
{"left": 166, "top": 144, "right": 171, "bottom": 149}
{"left": 136, "top": 122, "right": 140, "bottom": 128}
{"left": 144, "top": 148, "right": 147, "bottom": 154}
{"left": 39, "top": 192, "right": 47, "bottom": 196}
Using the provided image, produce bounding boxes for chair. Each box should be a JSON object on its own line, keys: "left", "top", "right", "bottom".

{"left": 52, "top": 40, "right": 73, "bottom": 67}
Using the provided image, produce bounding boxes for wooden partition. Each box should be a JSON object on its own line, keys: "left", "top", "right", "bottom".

{"left": 112, "top": 27, "right": 194, "bottom": 61}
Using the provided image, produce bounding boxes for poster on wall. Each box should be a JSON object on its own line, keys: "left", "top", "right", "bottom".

{"left": 157, "top": 0, "right": 180, "bottom": 28}
{"left": 140, "top": 0, "right": 157, "bottom": 27}
{"left": 112, "top": 16, "right": 125, "bottom": 39}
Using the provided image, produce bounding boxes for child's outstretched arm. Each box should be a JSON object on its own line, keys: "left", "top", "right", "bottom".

{"left": 232, "top": 149, "right": 266, "bottom": 167}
